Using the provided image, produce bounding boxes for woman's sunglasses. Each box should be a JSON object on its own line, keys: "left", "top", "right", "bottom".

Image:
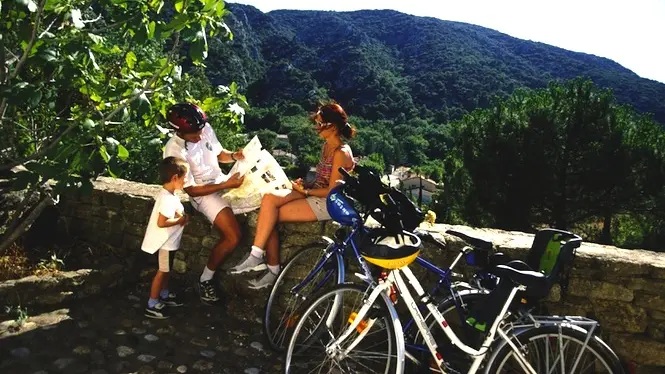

{"left": 315, "top": 121, "right": 335, "bottom": 129}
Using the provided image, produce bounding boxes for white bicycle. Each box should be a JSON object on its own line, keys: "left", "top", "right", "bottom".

{"left": 283, "top": 229, "right": 623, "bottom": 374}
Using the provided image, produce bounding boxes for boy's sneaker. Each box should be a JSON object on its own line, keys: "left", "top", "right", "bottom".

{"left": 247, "top": 271, "right": 278, "bottom": 290}
{"left": 198, "top": 280, "right": 220, "bottom": 304}
{"left": 160, "top": 292, "right": 184, "bottom": 307}
{"left": 145, "top": 302, "right": 170, "bottom": 319}
{"left": 229, "top": 253, "right": 267, "bottom": 275}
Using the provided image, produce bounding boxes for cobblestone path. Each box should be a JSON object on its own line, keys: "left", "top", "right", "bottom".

{"left": 1, "top": 274, "right": 281, "bottom": 374}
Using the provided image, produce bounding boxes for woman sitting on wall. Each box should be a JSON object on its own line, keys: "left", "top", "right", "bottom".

{"left": 229, "top": 101, "right": 356, "bottom": 289}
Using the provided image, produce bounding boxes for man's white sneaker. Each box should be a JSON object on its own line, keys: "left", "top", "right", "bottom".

{"left": 247, "top": 271, "right": 278, "bottom": 290}
{"left": 229, "top": 253, "right": 267, "bottom": 275}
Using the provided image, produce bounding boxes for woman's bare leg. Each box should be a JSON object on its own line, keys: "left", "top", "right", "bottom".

{"left": 253, "top": 191, "right": 304, "bottom": 249}
{"left": 247, "top": 198, "right": 318, "bottom": 289}
{"left": 264, "top": 228, "right": 279, "bottom": 261}
{"left": 230, "top": 191, "right": 304, "bottom": 275}
{"left": 264, "top": 198, "right": 318, "bottom": 266}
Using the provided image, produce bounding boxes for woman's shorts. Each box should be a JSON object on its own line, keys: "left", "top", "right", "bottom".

{"left": 306, "top": 196, "right": 331, "bottom": 221}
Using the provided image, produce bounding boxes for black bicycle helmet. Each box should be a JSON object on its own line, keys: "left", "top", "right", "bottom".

{"left": 166, "top": 102, "right": 208, "bottom": 133}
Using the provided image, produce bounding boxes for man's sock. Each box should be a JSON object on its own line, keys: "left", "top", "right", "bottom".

{"left": 159, "top": 289, "right": 169, "bottom": 299}
{"left": 267, "top": 264, "right": 280, "bottom": 275}
{"left": 200, "top": 266, "right": 215, "bottom": 282}
{"left": 250, "top": 245, "right": 265, "bottom": 259}
{"left": 148, "top": 298, "right": 160, "bottom": 308}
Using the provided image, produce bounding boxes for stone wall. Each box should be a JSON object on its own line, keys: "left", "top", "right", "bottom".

{"left": 55, "top": 177, "right": 665, "bottom": 373}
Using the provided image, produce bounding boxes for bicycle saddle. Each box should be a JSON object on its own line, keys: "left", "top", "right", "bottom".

{"left": 493, "top": 263, "right": 548, "bottom": 292}
{"left": 360, "top": 230, "right": 422, "bottom": 269}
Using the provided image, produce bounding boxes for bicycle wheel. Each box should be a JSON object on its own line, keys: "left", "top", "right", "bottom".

{"left": 284, "top": 283, "right": 403, "bottom": 374}
{"left": 485, "top": 324, "right": 624, "bottom": 374}
{"left": 406, "top": 287, "right": 489, "bottom": 372}
{"left": 263, "top": 241, "right": 344, "bottom": 352}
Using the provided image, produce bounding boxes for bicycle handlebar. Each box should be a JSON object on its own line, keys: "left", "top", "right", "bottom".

{"left": 415, "top": 230, "right": 447, "bottom": 251}
{"left": 338, "top": 167, "right": 352, "bottom": 179}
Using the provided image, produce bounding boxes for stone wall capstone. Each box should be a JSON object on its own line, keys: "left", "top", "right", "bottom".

{"left": 55, "top": 177, "right": 665, "bottom": 373}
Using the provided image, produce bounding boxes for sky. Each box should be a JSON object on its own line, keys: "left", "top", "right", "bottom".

{"left": 229, "top": 0, "right": 665, "bottom": 84}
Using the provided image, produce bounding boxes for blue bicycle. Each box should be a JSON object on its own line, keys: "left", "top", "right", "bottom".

{"left": 262, "top": 166, "right": 489, "bottom": 354}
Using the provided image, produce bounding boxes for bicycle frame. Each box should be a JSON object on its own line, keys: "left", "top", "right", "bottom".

{"left": 327, "top": 266, "right": 537, "bottom": 374}
{"left": 286, "top": 222, "right": 480, "bottom": 340}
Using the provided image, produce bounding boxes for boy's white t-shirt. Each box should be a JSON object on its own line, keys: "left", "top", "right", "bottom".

{"left": 163, "top": 123, "right": 227, "bottom": 188}
{"left": 141, "top": 189, "right": 185, "bottom": 254}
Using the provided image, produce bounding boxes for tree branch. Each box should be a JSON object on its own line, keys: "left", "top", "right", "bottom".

{"left": 1, "top": 183, "right": 41, "bottom": 236}
{"left": 38, "top": 16, "right": 59, "bottom": 39}
{"left": 8, "top": 0, "right": 45, "bottom": 82}
{"left": 0, "top": 32, "right": 6, "bottom": 84}
{"left": 0, "top": 194, "right": 53, "bottom": 255}
{"left": 0, "top": 0, "right": 46, "bottom": 125}
{"left": 0, "top": 33, "right": 181, "bottom": 172}
{"left": 91, "top": 13, "right": 141, "bottom": 34}
{"left": 0, "top": 110, "right": 91, "bottom": 172}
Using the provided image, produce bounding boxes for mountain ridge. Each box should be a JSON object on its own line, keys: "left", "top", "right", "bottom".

{"left": 206, "top": 3, "right": 665, "bottom": 123}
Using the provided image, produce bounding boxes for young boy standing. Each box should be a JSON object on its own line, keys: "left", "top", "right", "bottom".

{"left": 141, "top": 157, "right": 190, "bottom": 319}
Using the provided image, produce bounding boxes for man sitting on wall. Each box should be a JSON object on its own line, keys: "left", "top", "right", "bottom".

{"left": 163, "top": 102, "right": 246, "bottom": 304}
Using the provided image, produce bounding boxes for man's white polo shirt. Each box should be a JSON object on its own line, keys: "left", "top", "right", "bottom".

{"left": 163, "top": 123, "right": 228, "bottom": 187}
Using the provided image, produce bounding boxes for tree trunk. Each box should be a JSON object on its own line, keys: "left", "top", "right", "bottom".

{"left": 599, "top": 213, "right": 613, "bottom": 244}
{"left": 0, "top": 195, "right": 53, "bottom": 255}
{"left": 418, "top": 175, "right": 423, "bottom": 206}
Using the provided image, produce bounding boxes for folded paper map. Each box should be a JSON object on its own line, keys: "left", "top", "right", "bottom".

{"left": 222, "top": 136, "right": 292, "bottom": 214}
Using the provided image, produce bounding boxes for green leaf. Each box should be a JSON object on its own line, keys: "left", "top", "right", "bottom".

{"left": 165, "top": 14, "right": 189, "bottom": 32}
{"left": 107, "top": 166, "right": 118, "bottom": 178}
{"left": 71, "top": 8, "right": 85, "bottom": 29}
{"left": 148, "top": 21, "right": 156, "bottom": 39}
{"left": 88, "top": 50, "right": 100, "bottom": 70}
{"left": 117, "top": 144, "right": 129, "bottom": 160}
{"left": 89, "top": 91, "right": 102, "bottom": 103}
{"left": 99, "top": 145, "right": 110, "bottom": 163}
{"left": 17, "top": 0, "right": 38, "bottom": 12}
{"left": 88, "top": 33, "right": 104, "bottom": 45}
{"left": 11, "top": 170, "right": 39, "bottom": 190}
{"left": 22, "top": 39, "right": 44, "bottom": 57}
{"left": 175, "top": 0, "right": 185, "bottom": 13}
{"left": 149, "top": 0, "right": 164, "bottom": 12}
{"left": 38, "top": 48, "right": 57, "bottom": 62}
{"left": 82, "top": 118, "right": 96, "bottom": 130}
{"left": 27, "top": 88, "right": 42, "bottom": 108}
{"left": 125, "top": 51, "right": 137, "bottom": 69}
{"left": 130, "top": 89, "right": 152, "bottom": 117}
{"left": 105, "top": 136, "right": 120, "bottom": 149}
{"left": 24, "top": 161, "right": 59, "bottom": 180}
{"left": 203, "top": 0, "right": 216, "bottom": 12}
{"left": 189, "top": 27, "right": 208, "bottom": 65}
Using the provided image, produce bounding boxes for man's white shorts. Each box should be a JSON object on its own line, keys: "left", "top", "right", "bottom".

{"left": 190, "top": 192, "right": 231, "bottom": 223}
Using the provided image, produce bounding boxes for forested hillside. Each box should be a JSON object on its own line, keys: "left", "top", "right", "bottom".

{"left": 208, "top": 4, "right": 665, "bottom": 124}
